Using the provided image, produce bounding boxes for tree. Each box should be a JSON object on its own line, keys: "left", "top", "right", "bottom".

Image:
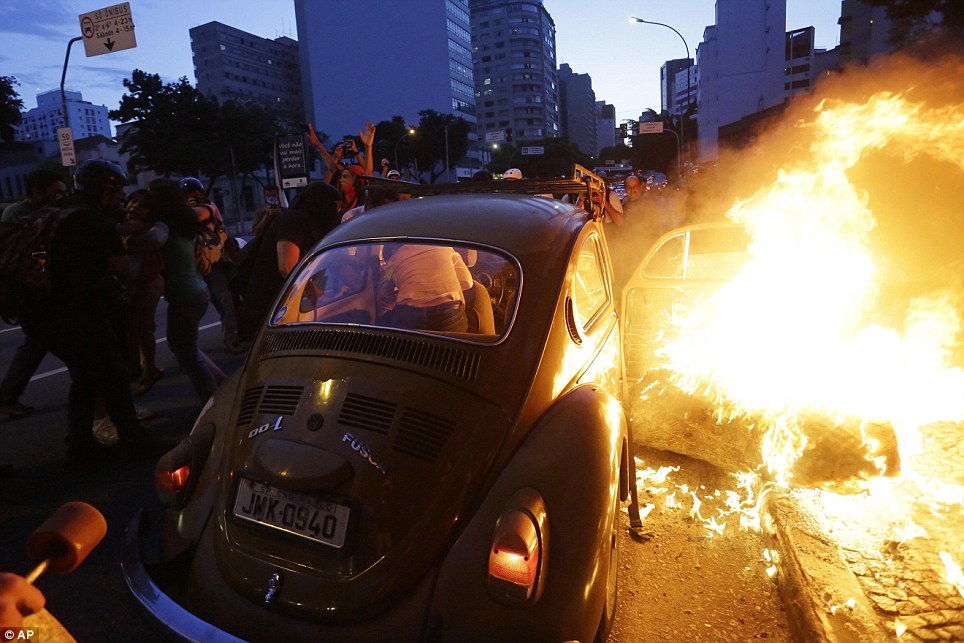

{"left": 110, "top": 69, "right": 223, "bottom": 179}
{"left": 372, "top": 115, "right": 413, "bottom": 171}
{"left": 0, "top": 76, "right": 24, "bottom": 143}
{"left": 596, "top": 144, "right": 633, "bottom": 166}
{"left": 860, "top": 0, "right": 964, "bottom": 45}
{"left": 110, "top": 69, "right": 284, "bottom": 192}
{"left": 411, "top": 109, "right": 471, "bottom": 183}
{"left": 486, "top": 143, "right": 518, "bottom": 175}
{"left": 484, "top": 137, "right": 590, "bottom": 179}
{"left": 219, "top": 99, "right": 279, "bottom": 177}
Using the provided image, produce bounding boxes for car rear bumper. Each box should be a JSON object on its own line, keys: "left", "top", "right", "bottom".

{"left": 121, "top": 509, "right": 439, "bottom": 642}
{"left": 121, "top": 509, "right": 246, "bottom": 642}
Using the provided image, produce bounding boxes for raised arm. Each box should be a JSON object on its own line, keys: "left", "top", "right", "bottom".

{"left": 359, "top": 121, "right": 376, "bottom": 176}
{"left": 308, "top": 123, "right": 340, "bottom": 182}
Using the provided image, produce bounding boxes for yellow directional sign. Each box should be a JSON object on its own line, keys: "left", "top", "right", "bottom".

{"left": 79, "top": 2, "right": 136, "bottom": 57}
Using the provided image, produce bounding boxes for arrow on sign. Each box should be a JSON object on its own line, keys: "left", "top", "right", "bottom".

{"left": 105, "top": 38, "right": 115, "bottom": 50}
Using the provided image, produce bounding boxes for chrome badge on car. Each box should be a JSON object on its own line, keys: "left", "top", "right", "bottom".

{"left": 342, "top": 432, "right": 387, "bottom": 474}
{"left": 248, "top": 416, "right": 283, "bottom": 439}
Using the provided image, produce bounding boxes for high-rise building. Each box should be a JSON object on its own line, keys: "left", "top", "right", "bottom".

{"left": 469, "top": 0, "right": 560, "bottom": 147}
{"left": 838, "top": 0, "right": 891, "bottom": 65}
{"left": 660, "top": 58, "right": 696, "bottom": 118}
{"left": 294, "top": 0, "right": 477, "bottom": 180}
{"left": 785, "top": 27, "right": 817, "bottom": 99}
{"left": 695, "top": 0, "right": 787, "bottom": 160}
{"left": 596, "top": 101, "right": 616, "bottom": 155}
{"left": 557, "top": 63, "right": 596, "bottom": 156}
{"left": 15, "top": 89, "right": 111, "bottom": 142}
{"left": 190, "top": 21, "right": 302, "bottom": 125}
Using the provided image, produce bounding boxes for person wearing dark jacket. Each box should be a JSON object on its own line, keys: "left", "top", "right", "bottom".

{"left": 41, "top": 159, "right": 169, "bottom": 470}
{"left": 237, "top": 181, "right": 341, "bottom": 340}
{"left": 0, "top": 170, "right": 67, "bottom": 417}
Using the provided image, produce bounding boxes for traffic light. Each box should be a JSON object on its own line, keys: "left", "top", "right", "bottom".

{"left": 619, "top": 122, "right": 628, "bottom": 138}
{"left": 505, "top": 128, "right": 513, "bottom": 142}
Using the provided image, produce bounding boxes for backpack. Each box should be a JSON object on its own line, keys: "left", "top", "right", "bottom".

{"left": 195, "top": 204, "right": 228, "bottom": 275}
{"left": 0, "top": 204, "right": 78, "bottom": 324}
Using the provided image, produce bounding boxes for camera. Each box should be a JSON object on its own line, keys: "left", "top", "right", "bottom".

{"left": 265, "top": 195, "right": 281, "bottom": 207}
{"left": 342, "top": 139, "right": 356, "bottom": 156}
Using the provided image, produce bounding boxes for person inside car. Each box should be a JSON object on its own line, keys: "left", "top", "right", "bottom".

{"left": 377, "top": 244, "right": 473, "bottom": 333}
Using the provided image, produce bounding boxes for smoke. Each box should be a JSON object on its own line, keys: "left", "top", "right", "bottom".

{"left": 685, "top": 52, "right": 964, "bottom": 364}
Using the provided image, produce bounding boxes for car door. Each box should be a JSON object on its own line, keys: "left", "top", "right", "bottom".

{"left": 620, "top": 222, "right": 750, "bottom": 459}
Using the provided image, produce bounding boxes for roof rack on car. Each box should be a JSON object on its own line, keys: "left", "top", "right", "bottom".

{"left": 360, "top": 163, "right": 608, "bottom": 220}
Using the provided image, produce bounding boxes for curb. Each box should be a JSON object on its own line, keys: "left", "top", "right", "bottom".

{"left": 764, "top": 491, "right": 892, "bottom": 642}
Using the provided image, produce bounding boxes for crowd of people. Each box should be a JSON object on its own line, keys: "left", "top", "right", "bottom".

{"left": 0, "top": 121, "right": 403, "bottom": 469}
{"left": 0, "top": 121, "right": 682, "bottom": 472}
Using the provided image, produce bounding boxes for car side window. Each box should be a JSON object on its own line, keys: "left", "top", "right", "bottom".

{"left": 642, "top": 227, "right": 750, "bottom": 281}
{"left": 571, "top": 235, "right": 609, "bottom": 330}
{"left": 642, "top": 233, "right": 685, "bottom": 279}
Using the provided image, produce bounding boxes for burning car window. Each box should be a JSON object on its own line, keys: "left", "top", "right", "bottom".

{"left": 643, "top": 226, "right": 749, "bottom": 281}
{"left": 271, "top": 241, "right": 519, "bottom": 341}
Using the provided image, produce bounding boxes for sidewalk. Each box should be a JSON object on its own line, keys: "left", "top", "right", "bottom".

{"left": 766, "top": 420, "right": 964, "bottom": 642}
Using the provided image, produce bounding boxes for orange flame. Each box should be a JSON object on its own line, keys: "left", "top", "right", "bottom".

{"left": 662, "top": 69, "right": 964, "bottom": 487}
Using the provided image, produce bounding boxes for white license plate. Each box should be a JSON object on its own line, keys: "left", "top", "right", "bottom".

{"left": 233, "top": 478, "right": 351, "bottom": 549}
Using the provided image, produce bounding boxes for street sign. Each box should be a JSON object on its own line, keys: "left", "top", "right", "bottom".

{"left": 276, "top": 134, "right": 308, "bottom": 188}
{"left": 485, "top": 131, "right": 505, "bottom": 143}
{"left": 637, "top": 122, "right": 665, "bottom": 134}
{"left": 521, "top": 146, "right": 544, "bottom": 155}
{"left": 79, "top": 3, "right": 137, "bottom": 58}
{"left": 58, "top": 128, "right": 76, "bottom": 167}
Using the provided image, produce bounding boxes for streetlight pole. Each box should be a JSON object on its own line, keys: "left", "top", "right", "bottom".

{"left": 394, "top": 128, "right": 415, "bottom": 176}
{"left": 60, "top": 37, "right": 82, "bottom": 132}
{"left": 444, "top": 124, "right": 450, "bottom": 182}
{"left": 630, "top": 17, "right": 691, "bottom": 186}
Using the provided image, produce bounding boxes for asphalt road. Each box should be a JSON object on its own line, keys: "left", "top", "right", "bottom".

{"left": 0, "top": 302, "right": 244, "bottom": 641}
{"left": 0, "top": 305, "right": 790, "bottom": 642}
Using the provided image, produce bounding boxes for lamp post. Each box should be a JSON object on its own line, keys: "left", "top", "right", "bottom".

{"left": 394, "top": 128, "right": 415, "bottom": 175}
{"left": 630, "top": 17, "right": 691, "bottom": 185}
{"left": 444, "top": 124, "right": 450, "bottom": 182}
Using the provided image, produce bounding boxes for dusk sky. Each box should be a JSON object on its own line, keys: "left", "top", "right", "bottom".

{"left": 0, "top": 0, "right": 843, "bottom": 132}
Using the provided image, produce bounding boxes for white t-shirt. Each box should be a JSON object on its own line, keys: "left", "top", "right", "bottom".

{"left": 383, "top": 245, "right": 473, "bottom": 307}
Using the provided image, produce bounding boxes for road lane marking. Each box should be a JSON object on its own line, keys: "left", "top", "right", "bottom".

{"left": 26, "top": 321, "right": 224, "bottom": 382}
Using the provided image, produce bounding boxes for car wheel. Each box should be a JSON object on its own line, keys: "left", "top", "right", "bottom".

{"left": 593, "top": 481, "right": 620, "bottom": 643}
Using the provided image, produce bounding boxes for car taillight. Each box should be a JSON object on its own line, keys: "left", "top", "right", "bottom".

{"left": 153, "top": 422, "right": 216, "bottom": 506}
{"left": 489, "top": 511, "right": 539, "bottom": 592}
{"left": 155, "top": 464, "right": 190, "bottom": 496}
{"left": 487, "top": 489, "right": 548, "bottom": 605}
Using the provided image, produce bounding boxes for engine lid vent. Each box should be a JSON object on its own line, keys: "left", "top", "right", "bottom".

{"left": 394, "top": 408, "right": 457, "bottom": 463}
{"left": 236, "top": 385, "right": 304, "bottom": 429}
{"left": 236, "top": 386, "right": 263, "bottom": 428}
{"left": 338, "top": 393, "right": 396, "bottom": 435}
{"left": 259, "top": 385, "right": 304, "bottom": 415}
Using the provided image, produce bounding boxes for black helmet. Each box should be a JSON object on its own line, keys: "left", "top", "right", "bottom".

{"left": 74, "top": 159, "right": 127, "bottom": 194}
{"left": 180, "top": 177, "right": 205, "bottom": 193}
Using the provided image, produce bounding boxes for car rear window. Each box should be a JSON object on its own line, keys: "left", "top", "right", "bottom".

{"left": 269, "top": 241, "right": 520, "bottom": 342}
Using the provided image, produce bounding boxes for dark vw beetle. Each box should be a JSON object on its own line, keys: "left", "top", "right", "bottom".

{"left": 123, "top": 178, "right": 631, "bottom": 642}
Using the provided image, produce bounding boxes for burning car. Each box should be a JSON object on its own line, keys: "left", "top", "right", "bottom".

{"left": 621, "top": 221, "right": 900, "bottom": 488}
{"left": 122, "top": 177, "right": 631, "bottom": 642}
